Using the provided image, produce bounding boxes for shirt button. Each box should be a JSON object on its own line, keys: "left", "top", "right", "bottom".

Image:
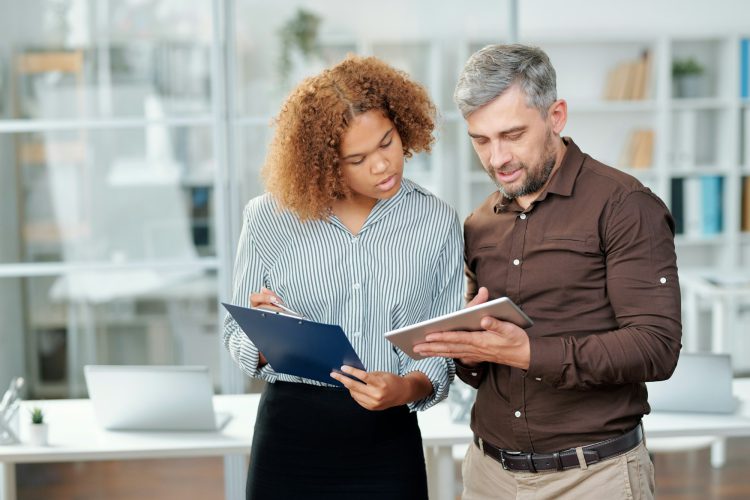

{"left": 513, "top": 259, "right": 520, "bottom": 266}
{"left": 519, "top": 213, "right": 527, "bottom": 220}
{"left": 535, "top": 377, "right": 542, "bottom": 381}
{"left": 353, "top": 283, "right": 361, "bottom": 290}
{"left": 351, "top": 237, "right": 359, "bottom": 244}
{"left": 352, "top": 331, "right": 362, "bottom": 337}
{"left": 660, "top": 277, "right": 667, "bottom": 284}
{"left": 514, "top": 410, "right": 522, "bottom": 418}
{"left": 471, "top": 372, "right": 478, "bottom": 377}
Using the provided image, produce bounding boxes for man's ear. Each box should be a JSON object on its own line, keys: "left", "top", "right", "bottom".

{"left": 548, "top": 99, "right": 567, "bottom": 135}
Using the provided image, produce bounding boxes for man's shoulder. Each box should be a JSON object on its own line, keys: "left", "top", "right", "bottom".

{"left": 578, "top": 154, "right": 647, "bottom": 198}
{"left": 464, "top": 190, "right": 502, "bottom": 228}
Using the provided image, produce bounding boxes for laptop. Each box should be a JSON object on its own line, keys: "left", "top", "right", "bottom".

{"left": 646, "top": 352, "right": 737, "bottom": 414}
{"left": 84, "top": 365, "right": 231, "bottom": 431}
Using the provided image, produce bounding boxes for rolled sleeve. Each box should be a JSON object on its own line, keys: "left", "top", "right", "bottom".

{"left": 401, "top": 212, "right": 463, "bottom": 411}
{"left": 454, "top": 359, "right": 488, "bottom": 388}
{"left": 402, "top": 355, "right": 455, "bottom": 412}
{"left": 222, "top": 202, "right": 280, "bottom": 382}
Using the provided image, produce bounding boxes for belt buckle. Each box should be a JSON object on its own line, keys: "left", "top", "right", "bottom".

{"left": 501, "top": 450, "right": 523, "bottom": 472}
{"left": 499, "top": 452, "right": 509, "bottom": 470}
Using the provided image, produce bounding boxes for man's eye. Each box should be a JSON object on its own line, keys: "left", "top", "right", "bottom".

{"left": 507, "top": 134, "right": 522, "bottom": 141}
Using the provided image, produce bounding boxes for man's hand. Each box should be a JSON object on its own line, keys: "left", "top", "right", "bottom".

{"left": 330, "top": 367, "right": 433, "bottom": 411}
{"left": 412, "top": 287, "right": 531, "bottom": 370}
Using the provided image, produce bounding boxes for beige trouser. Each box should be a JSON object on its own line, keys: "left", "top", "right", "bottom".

{"left": 462, "top": 439, "right": 654, "bottom": 500}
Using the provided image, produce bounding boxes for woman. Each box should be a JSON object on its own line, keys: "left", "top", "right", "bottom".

{"left": 223, "top": 55, "right": 462, "bottom": 499}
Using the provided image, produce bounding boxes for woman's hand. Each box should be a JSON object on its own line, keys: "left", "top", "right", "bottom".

{"left": 248, "top": 287, "right": 283, "bottom": 368}
{"left": 330, "top": 367, "right": 433, "bottom": 411}
{"left": 250, "top": 287, "right": 283, "bottom": 310}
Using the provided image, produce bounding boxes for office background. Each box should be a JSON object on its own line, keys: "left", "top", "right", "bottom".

{"left": 1, "top": 0, "right": 749, "bottom": 498}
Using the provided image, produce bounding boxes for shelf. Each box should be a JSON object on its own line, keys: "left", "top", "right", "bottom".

{"left": 569, "top": 99, "right": 657, "bottom": 113}
{"left": 675, "top": 234, "right": 727, "bottom": 246}
{"left": 669, "top": 98, "right": 734, "bottom": 110}
{"left": 668, "top": 166, "right": 734, "bottom": 176}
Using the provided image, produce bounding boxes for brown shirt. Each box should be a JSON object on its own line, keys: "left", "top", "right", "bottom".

{"left": 458, "top": 138, "right": 682, "bottom": 453}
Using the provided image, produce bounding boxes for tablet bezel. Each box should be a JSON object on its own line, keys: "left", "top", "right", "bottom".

{"left": 384, "top": 297, "right": 533, "bottom": 360}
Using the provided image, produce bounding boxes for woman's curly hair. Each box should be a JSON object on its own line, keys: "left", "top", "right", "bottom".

{"left": 261, "top": 55, "right": 437, "bottom": 220}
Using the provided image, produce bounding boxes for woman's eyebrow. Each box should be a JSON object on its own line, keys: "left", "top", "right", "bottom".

{"left": 341, "top": 128, "right": 394, "bottom": 160}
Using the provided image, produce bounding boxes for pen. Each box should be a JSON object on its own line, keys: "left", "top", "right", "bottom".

{"left": 270, "top": 298, "right": 305, "bottom": 318}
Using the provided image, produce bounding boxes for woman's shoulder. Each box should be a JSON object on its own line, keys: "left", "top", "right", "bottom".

{"left": 242, "top": 193, "right": 298, "bottom": 229}
{"left": 402, "top": 178, "right": 460, "bottom": 225}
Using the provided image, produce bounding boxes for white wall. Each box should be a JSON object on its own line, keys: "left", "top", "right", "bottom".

{"left": 520, "top": 0, "right": 750, "bottom": 38}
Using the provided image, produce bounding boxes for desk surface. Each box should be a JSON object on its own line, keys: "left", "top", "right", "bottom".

{"left": 2, "top": 379, "right": 750, "bottom": 464}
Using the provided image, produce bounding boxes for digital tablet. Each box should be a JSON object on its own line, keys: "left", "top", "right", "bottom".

{"left": 385, "top": 297, "right": 533, "bottom": 360}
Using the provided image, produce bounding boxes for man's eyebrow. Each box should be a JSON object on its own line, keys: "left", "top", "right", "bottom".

{"left": 467, "top": 125, "right": 526, "bottom": 138}
{"left": 341, "top": 128, "right": 394, "bottom": 160}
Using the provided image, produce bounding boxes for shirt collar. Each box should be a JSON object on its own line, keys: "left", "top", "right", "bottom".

{"left": 329, "top": 177, "right": 421, "bottom": 234}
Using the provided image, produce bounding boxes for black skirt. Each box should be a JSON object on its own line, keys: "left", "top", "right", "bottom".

{"left": 246, "top": 381, "right": 429, "bottom": 500}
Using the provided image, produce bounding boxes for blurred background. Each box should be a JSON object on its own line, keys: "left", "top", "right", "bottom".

{"left": 1, "top": 0, "right": 750, "bottom": 498}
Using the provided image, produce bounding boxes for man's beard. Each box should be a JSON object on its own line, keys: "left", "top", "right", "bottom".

{"left": 489, "top": 134, "right": 557, "bottom": 200}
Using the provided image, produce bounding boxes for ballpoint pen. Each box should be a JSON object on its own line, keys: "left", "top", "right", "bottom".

{"left": 270, "top": 298, "right": 305, "bottom": 318}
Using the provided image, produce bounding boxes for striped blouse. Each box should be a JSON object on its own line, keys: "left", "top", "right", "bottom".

{"left": 222, "top": 178, "right": 462, "bottom": 411}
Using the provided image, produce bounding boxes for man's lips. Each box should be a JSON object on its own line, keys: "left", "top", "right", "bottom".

{"left": 495, "top": 168, "right": 522, "bottom": 183}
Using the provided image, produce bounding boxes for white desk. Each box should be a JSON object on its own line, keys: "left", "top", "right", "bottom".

{"left": 2, "top": 381, "right": 750, "bottom": 500}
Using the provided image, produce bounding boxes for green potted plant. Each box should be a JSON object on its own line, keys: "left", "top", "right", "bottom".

{"left": 672, "top": 57, "right": 705, "bottom": 98}
{"left": 277, "top": 8, "right": 323, "bottom": 87}
{"left": 28, "top": 406, "right": 48, "bottom": 446}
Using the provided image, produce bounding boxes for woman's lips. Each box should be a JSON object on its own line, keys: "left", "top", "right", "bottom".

{"left": 377, "top": 174, "right": 398, "bottom": 191}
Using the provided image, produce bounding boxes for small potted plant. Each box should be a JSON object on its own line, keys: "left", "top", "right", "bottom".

{"left": 672, "top": 57, "right": 705, "bottom": 98}
{"left": 28, "top": 407, "right": 48, "bottom": 446}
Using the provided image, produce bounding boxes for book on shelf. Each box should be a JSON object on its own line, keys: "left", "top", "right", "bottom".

{"left": 673, "top": 110, "right": 697, "bottom": 167}
{"left": 619, "top": 128, "right": 654, "bottom": 169}
{"left": 671, "top": 176, "right": 724, "bottom": 237}
{"left": 741, "top": 38, "right": 749, "bottom": 99}
{"left": 683, "top": 177, "right": 702, "bottom": 237}
{"left": 700, "top": 175, "right": 723, "bottom": 235}
{"left": 670, "top": 177, "right": 684, "bottom": 234}
{"left": 603, "top": 50, "right": 651, "bottom": 101}
{"left": 743, "top": 176, "right": 750, "bottom": 232}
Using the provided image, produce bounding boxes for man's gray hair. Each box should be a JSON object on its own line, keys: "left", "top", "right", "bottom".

{"left": 453, "top": 44, "right": 557, "bottom": 118}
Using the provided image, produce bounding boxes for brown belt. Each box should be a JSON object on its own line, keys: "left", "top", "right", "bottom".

{"left": 474, "top": 424, "right": 643, "bottom": 473}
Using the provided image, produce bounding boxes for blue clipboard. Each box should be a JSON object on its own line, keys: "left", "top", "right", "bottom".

{"left": 222, "top": 302, "right": 366, "bottom": 387}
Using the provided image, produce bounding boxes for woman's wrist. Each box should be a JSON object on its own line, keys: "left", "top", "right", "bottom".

{"left": 402, "top": 371, "right": 433, "bottom": 405}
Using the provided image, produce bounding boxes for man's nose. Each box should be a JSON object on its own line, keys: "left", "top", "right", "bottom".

{"left": 489, "top": 141, "right": 512, "bottom": 169}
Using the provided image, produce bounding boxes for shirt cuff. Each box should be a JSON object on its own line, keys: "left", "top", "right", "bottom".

{"left": 454, "top": 359, "right": 487, "bottom": 389}
{"left": 527, "top": 336, "right": 565, "bottom": 385}
{"left": 404, "top": 358, "right": 455, "bottom": 412}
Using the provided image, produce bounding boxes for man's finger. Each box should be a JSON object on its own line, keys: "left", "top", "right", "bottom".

{"left": 467, "top": 287, "right": 489, "bottom": 308}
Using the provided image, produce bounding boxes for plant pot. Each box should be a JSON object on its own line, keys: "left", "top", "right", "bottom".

{"left": 674, "top": 74, "right": 706, "bottom": 98}
{"left": 27, "top": 423, "right": 49, "bottom": 446}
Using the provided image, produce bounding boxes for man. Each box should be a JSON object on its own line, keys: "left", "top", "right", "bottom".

{"left": 413, "top": 44, "right": 681, "bottom": 499}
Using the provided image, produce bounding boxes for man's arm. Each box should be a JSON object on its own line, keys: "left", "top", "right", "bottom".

{"left": 526, "top": 191, "right": 682, "bottom": 389}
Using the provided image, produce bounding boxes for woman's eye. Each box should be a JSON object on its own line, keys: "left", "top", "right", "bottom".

{"left": 380, "top": 139, "right": 392, "bottom": 149}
